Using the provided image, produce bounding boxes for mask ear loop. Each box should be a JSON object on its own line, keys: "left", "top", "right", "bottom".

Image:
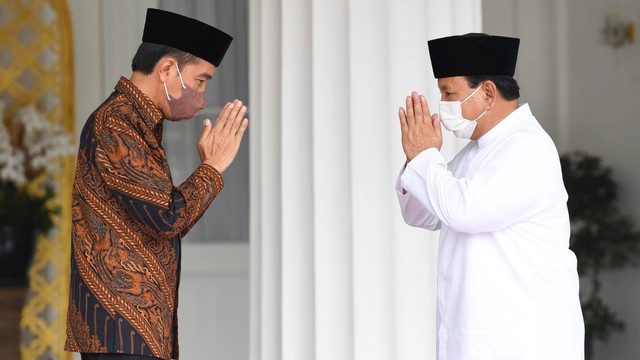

{"left": 164, "top": 82, "right": 171, "bottom": 101}
{"left": 461, "top": 82, "right": 488, "bottom": 121}
{"left": 164, "top": 62, "right": 186, "bottom": 101}
{"left": 175, "top": 63, "right": 186, "bottom": 89}
{"left": 461, "top": 82, "right": 485, "bottom": 104}
{"left": 472, "top": 109, "right": 488, "bottom": 122}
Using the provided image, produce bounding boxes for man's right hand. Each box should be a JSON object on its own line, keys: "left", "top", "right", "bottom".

{"left": 198, "top": 99, "right": 249, "bottom": 174}
{"left": 398, "top": 91, "right": 442, "bottom": 161}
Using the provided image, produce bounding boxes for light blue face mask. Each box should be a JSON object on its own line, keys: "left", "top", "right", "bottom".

{"left": 438, "top": 84, "right": 487, "bottom": 139}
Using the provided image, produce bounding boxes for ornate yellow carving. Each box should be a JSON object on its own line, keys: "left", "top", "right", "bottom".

{"left": 0, "top": 0, "right": 74, "bottom": 359}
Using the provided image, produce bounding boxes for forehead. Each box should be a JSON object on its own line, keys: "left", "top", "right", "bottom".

{"left": 183, "top": 58, "right": 216, "bottom": 77}
{"left": 437, "top": 76, "right": 470, "bottom": 91}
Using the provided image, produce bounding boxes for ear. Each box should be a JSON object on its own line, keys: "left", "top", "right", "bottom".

{"left": 157, "top": 57, "right": 176, "bottom": 83}
{"left": 481, "top": 80, "right": 498, "bottom": 107}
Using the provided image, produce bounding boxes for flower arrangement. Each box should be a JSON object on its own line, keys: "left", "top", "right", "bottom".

{"left": 0, "top": 100, "right": 75, "bottom": 236}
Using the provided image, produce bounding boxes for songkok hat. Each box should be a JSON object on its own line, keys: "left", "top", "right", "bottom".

{"left": 427, "top": 33, "right": 519, "bottom": 78}
{"left": 142, "top": 8, "right": 233, "bottom": 67}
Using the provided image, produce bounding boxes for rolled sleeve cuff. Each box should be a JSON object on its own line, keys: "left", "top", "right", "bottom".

{"left": 197, "top": 163, "right": 225, "bottom": 196}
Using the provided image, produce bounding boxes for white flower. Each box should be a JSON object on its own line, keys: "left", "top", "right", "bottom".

{"left": 0, "top": 101, "right": 74, "bottom": 187}
{"left": 0, "top": 149, "right": 27, "bottom": 185}
{"left": 0, "top": 101, "right": 25, "bottom": 184}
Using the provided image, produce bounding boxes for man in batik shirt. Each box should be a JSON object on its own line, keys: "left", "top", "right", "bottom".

{"left": 65, "top": 9, "right": 248, "bottom": 360}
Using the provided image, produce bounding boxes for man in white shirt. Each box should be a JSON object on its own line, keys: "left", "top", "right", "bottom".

{"left": 395, "top": 33, "right": 584, "bottom": 360}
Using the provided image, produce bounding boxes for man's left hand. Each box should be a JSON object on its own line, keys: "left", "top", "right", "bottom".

{"left": 398, "top": 91, "right": 442, "bottom": 161}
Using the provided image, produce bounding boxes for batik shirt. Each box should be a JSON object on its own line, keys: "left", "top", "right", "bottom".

{"left": 65, "top": 77, "right": 223, "bottom": 360}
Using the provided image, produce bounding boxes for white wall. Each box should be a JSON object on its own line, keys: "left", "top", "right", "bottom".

{"left": 482, "top": 0, "right": 567, "bottom": 146}
{"left": 68, "top": 0, "right": 102, "bottom": 137}
{"left": 566, "top": 1, "right": 640, "bottom": 359}
{"left": 484, "top": 1, "right": 640, "bottom": 359}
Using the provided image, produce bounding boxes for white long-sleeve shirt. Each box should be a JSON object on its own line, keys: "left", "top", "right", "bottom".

{"left": 396, "top": 104, "right": 584, "bottom": 360}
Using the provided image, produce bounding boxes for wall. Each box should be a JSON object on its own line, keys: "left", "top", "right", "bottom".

{"left": 482, "top": 0, "right": 568, "bottom": 146}
{"left": 66, "top": 4, "right": 101, "bottom": 359}
{"left": 484, "top": 0, "right": 640, "bottom": 359}
{"left": 566, "top": 1, "right": 640, "bottom": 359}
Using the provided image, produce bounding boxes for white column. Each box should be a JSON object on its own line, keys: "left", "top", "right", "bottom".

{"left": 250, "top": 0, "right": 283, "bottom": 359}
{"left": 312, "top": 0, "right": 354, "bottom": 359}
{"left": 250, "top": 1, "right": 481, "bottom": 360}
{"left": 387, "top": 3, "right": 434, "bottom": 358}
{"left": 280, "top": 0, "right": 316, "bottom": 359}
{"left": 348, "top": 0, "right": 395, "bottom": 358}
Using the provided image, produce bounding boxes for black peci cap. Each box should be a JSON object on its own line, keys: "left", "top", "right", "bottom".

{"left": 142, "top": 8, "right": 233, "bottom": 67}
{"left": 427, "top": 33, "right": 519, "bottom": 78}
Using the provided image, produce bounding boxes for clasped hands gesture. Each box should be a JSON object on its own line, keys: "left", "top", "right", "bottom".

{"left": 196, "top": 92, "right": 440, "bottom": 174}
{"left": 398, "top": 91, "right": 442, "bottom": 162}
{"left": 198, "top": 99, "right": 249, "bottom": 174}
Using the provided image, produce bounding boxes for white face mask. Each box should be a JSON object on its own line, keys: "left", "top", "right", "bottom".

{"left": 439, "top": 84, "right": 488, "bottom": 139}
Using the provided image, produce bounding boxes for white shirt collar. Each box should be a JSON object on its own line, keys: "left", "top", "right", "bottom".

{"left": 477, "top": 103, "right": 531, "bottom": 149}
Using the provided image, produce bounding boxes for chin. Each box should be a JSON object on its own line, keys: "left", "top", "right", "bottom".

{"left": 167, "top": 116, "right": 192, "bottom": 122}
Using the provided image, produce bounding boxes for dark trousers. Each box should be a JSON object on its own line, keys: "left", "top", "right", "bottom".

{"left": 81, "top": 354, "right": 163, "bottom": 360}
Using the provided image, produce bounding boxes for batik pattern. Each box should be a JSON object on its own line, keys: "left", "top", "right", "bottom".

{"left": 65, "top": 77, "right": 223, "bottom": 359}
